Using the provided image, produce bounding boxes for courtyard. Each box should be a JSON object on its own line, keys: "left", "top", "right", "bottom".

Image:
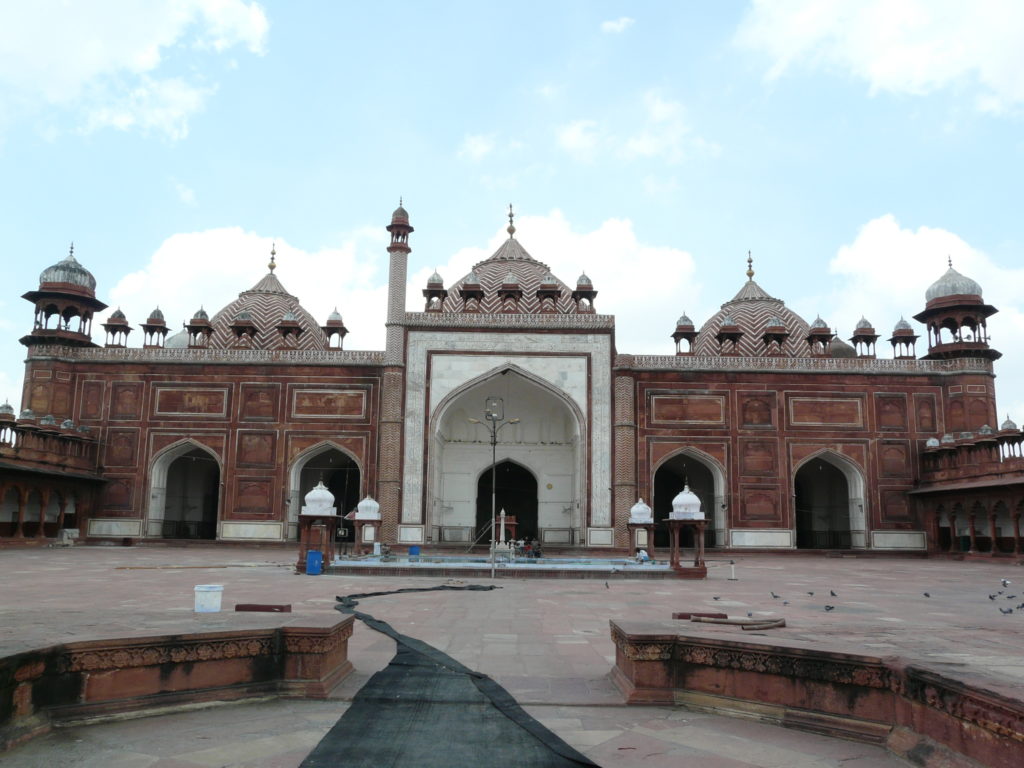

{"left": 1, "top": 545, "right": 1021, "bottom": 767}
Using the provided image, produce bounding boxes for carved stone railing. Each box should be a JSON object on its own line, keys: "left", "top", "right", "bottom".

{"left": 403, "top": 311, "right": 616, "bottom": 330}
{"left": 622, "top": 354, "right": 994, "bottom": 376}
{"left": 610, "top": 620, "right": 1023, "bottom": 768}
{"left": 28, "top": 345, "right": 386, "bottom": 366}
{"left": 0, "top": 424, "right": 99, "bottom": 475}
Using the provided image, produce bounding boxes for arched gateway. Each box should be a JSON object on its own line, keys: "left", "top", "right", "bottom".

{"left": 428, "top": 367, "right": 585, "bottom": 546}
{"left": 147, "top": 440, "right": 221, "bottom": 539}
{"left": 793, "top": 451, "right": 866, "bottom": 549}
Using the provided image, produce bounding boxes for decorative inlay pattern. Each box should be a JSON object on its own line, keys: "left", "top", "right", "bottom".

{"left": 629, "top": 355, "right": 992, "bottom": 375}
{"left": 30, "top": 346, "right": 385, "bottom": 366}
{"left": 405, "top": 312, "right": 614, "bottom": 329}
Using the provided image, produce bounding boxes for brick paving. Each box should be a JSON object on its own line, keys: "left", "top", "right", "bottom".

{"left": 2, "top": 545, "right": 1022, "bottom": 766}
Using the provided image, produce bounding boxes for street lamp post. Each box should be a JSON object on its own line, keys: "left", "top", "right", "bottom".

{"left": 469, "top": 396, "right": 519, "bottom": 578}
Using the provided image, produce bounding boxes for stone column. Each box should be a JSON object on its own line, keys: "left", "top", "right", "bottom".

{"left": 1013, "top": 512, "right": 1021, "bottom": 556}
{"left": 668, "top": 520, "right": 682, "bottom": 569}
{"left": 612, "top": 364, "right": 637, "bottom": 549}
{"left": 15, "top": 488, "right": 25, "bottom": 538}
{"left": 35, "top": 489, "right": 48, "bottom": 538}
{"left": 988, "top": 511, "right": 998, "bottom": 556}
{"left": 948, "top": 512, "right": 958, "bottom": 553}
{"left": 967, "top": 514, "right": 978, "bottom": 554}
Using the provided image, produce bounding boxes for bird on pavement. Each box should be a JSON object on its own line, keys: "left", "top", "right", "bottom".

{"left": 999, "top": 607, "right": 1014, "bottom": 615}
{"left": 824, "top": 605, "right": 835, "bottom": 612}
{"left": 830, "top": 590, "right": 837, "bottom": 597}
{"left": 923, "top": 592, "right": 931, "bottom": 598}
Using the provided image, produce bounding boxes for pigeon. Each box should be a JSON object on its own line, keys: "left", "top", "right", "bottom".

{"left": 783, "top": 601, "right": 790, "bottom": 606}
{"left": 605, "top": 581, "right": 609, "bottom": 589}
{"left": 807, "top": 591, "right": 814, "bottom": 596}
{"left": 1017, "top": 603, "right": 1024, "bottom": 611}
{"left": 746, "top": 612, "right": 753, "bottom": 617}
{"left": 824, "top": 605, "right": 835, "bottom": 612}
{"left": 1002, "top": 579, "right": 1011, "bottom": 588}
{"left": 923, "top": 592, "right": 931, "bottom": 598}
{"left": 830, "top": 590, "right": 837, "bottom": 597}
{"left": 999, "top": 607, "right": 1014, "bottom": 615}
{"left": 1006, "top": 595, "right": 1017, "bottom": 600}
{"left": 712, "top": 596, "right": 721, "bottom": 601}
{"left": 989, "top": 594, "right": 998, "bottom": 600}
{"left": 770, "top": 591, "right": 780, "bottom": 599}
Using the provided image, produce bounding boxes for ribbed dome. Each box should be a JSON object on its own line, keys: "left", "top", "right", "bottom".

{"left": 326, "top": 307, "right": 343, "bottom": 324}
{"left": 693, "top": 277, "right": 812, "bottom": 357}
{"left": 676, "top": 312, "right": 694, "bottom": 327}
{"left": 207, "top": 269, "right": 327, "bottom": 350}
{"left": 108, "top": 308, "right": 127, "bottom": 322}
{"left": 391, "top": 204, "right": 409, "bottom": 225}
{"left": 1002, "top": 415, "right": 1018, "bottom": 431}
{"left": 0, "top": 400, "right": 14, "bottom": 417}
{"left": 576, "top": 272, "right": 592, "bottom": 287}
{"left": 39, "top": 248, "right": 97, "bottom": 295}
{"left": 427, "top": 270, "right": 444, "bottom": 286}
{"left": 443, "top": 232, "right": 581, "bottom": 314}
{"left": 670, "top": 485, "right": 703, "bottom": 520}
{"left": 810, "top": 315, "right": 828, "bottom": 330}
{"left": 856, "top": 316, "right": 872, "bottom": 330}
{"left": 147, "top": 307, "right": 165, "bottom": 322}
{"left": 925, "top": 266, "right": 983, "bottom": 302}
{"left": 192, "top": 307, "right": 209, "bottom": 321}
{"left": 628, "top": 498, "right": 653, "bottom": 524}
{"left": 893, "top": 317, "right": 913, "bottom": 332}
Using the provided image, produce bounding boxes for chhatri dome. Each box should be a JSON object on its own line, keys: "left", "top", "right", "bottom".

{"left": 693, "top": 253, "right": 812, "bottom": 357}
{"left": 925, "top": 260, "right": 983, "bottom": 302}
{"left": 38, "top": 243, "right": 98, "bottom": 297}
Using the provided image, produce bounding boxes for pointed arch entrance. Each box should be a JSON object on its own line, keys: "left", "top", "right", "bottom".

{"left": 286, "top": 443, "right": 361, "bottom": 541}
{"left": 147, "top": 441, "right": 221, "bottom": 539}
{"left": 793, "top": 452, "right": 866, "bottom": 549}
{"left": 429, "top": 366, "right": 584, "bottom": 546}
{"left": 652, "top": 451, "right": 719, "bottom": 549}
{"left": 476, "top": 460, "right": 538, "bottom": 541}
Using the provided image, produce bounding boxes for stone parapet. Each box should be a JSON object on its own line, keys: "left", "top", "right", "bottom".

{"left": 627, "top": 354, "right": 993, "bottom": 375}
{"left": 610, "top": 620, "right": 1023, "bottom": 768}
{"left": 27, "top": 345, "right": 385, "bottom": 366}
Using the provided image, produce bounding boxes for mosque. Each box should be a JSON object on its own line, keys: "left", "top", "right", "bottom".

{"left": 1, "top": 204, "right": 1022, "bottom": 556}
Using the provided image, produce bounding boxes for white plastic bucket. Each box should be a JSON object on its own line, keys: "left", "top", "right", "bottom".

{"left": 194, "top": 584, "right": 224, "bottom": 613}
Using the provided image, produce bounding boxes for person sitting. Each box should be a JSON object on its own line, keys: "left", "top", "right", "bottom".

{"left": 635, "top": 548, "right": 650, "bottom": 564}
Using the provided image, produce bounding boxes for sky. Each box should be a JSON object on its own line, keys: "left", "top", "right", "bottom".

{"left": 1, "top": 1, "right": 1022, "bottom": 423}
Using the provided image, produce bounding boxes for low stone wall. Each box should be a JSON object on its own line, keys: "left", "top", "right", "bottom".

{"left": 0, "top": 615, "right": 354, "bottom": 751}
{"left": 610, "top": 620, "right": 1023, "bottom": 768}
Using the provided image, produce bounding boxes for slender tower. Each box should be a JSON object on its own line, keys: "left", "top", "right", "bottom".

{"left": 378, "top": 202, "right": 413, "bottom": 542}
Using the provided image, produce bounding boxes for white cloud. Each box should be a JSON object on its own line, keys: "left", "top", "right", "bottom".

{"left": 623, "top": 91, "right": 689, "bottom": 162}
{"left": 0, "top": 0, "right": 268, "bottom": 139}
{"left": 601, "top": 17, "right": 635, "bottom": 34}
{"left": 806, "top": 214, "right": 1024, "bottom": 420}
{"left": 107, "top": 226, "right": 390, "bottom": 351}
{"left": 403, "top": 209, "right": 700, "bottom": 355}
{"left": 736, "top": 0, "right": 1024, "bottom": 113}
{"left": 458, "top": 133, "right": 496, "bottom": 162}
{"left": 174, "top": 180, "right": 198, "bottom": 206}
{"left": 557, "top": 119, "right": 602, "bottom": 161}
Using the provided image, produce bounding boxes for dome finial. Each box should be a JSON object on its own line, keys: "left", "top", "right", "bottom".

{"left": 948, "top": 254, "right": 952, "bottom": 268}
{"left": 507, "top": 203, "right": 516, "bottom": 238}
{"left": 68, "top": 241, "right": 75, "bottom": 260}
{"left": 268, "top": 242, "right": 277, "bottom": 272}
{"left": 746, "top": 250, "right": 754, "bottom": 280}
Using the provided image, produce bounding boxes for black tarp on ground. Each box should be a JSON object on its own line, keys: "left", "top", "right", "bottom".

{"left": 300, "top": 586, "right": 599, "bottom": 768}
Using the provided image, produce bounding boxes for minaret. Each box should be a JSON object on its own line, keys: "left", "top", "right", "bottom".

{"left": 379, "top": 201, "right": 413, "bottom": 543}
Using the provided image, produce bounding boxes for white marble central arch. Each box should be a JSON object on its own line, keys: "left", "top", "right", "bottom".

{"left": 146, "top": 439, "right": 222, "bottom": 538}
{"left": 426, "top": 365, "right": 586, "bottom": 545}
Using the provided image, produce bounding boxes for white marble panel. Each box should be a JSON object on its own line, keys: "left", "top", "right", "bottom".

{"left": 88, "top": 518, "right": 142, "bottom": 537}
{"left": 398, "top": 525, "right": 424, "bottom": 543}
{"left": 729, "top": 529, "right": 794, "bottom": 548}
{"left": 220, "top": 521, "right": 283, "bottom": 540}
{"left": 870, "top": 530, "right": 927, "bottom": 549}
{"left": 587, "top": 528, "right": 614, "bottom": 546}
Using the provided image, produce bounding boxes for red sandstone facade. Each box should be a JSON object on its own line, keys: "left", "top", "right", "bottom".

{"left": 2, "top": 208, "right": 1021, "bottom": 555}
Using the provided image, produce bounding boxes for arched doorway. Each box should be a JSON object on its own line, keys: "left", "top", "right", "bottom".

{"left": 298, "top": 448, "right": 360, "bottom": 543}
{"left": 794, "top": 457, "right": 851, "bottom": 549}
{"left": 147, "top": 441, "right": 221, "bottom": 540}
{"left": 163, "top": 449, "right": 219, "bottom": 539}
{"left": 476, "top": 460, "right": 538, "bottom": 542}
{"left": 653, "top": 454, "right": 715, "bottom": 549}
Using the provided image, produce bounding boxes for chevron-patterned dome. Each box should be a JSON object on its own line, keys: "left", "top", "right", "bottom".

{"left": 205, "top": 270, "right": 327, "bottom": 350}
{"left": 441, "top": 233, "right": 580, "bottom": 314}
{"left": 693, "top": 276, "right": 812, "bottom": 357}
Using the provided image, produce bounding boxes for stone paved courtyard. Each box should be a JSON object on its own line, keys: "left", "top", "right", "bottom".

{"left": 2, "top": 545, "right": 1021, "bottom": 767}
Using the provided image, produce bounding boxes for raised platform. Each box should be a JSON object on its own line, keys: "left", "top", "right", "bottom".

{"left": 609, "top": 619, "right": 1024, "bottom": 768}
{"left": 0, "top": 614, "right": 354, "bottom": 751}
{"left": 325, "top": 554, "right": 706, "bottom": 579}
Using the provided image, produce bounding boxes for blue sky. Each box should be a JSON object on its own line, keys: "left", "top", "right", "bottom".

{"left": 1, "top": 1, "right": 1022, "bottom": 422}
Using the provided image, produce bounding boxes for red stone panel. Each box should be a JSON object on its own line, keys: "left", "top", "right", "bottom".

{"left": 651, "top": 395, "right": 725, "bottom": 425}
{"left": 789, "top": 396, "right": 864, "bottom": 428}
{"left": 914, "top": 393, "right": 937, "bottom": 433}
{"left": 739, "top": 439, "right": 776, "bottom": 476}
{"left": 154, "top": 387, "right": 229, "bottom": 418}
{"left": 876, "top": 394, "right": 908, "bottom": 431}
{"left": 290, "top": 388, "right": 367, "bottom": 419}
{"left": 232, "top": 478, "right": 274, "bottom": 517}
{"left": 51, "top": 383, "right": 71, "bottom": 417}
{"left": 738, "top": 486, "right": 781, "bottom": 524}
{"left": 99, "top": 476, "right": 134, "bottom": 511}
{"left": 104, "top": 428, "right": 139, "bottom": 467}
{"left": 80, "top": 380, "right": 104, "bottom": 420}
{"left": 110, "top": 382, "right": 143, "bottom": 420}
{"left": 880, "top": 441, "right": 910, "bottom": 478}
{"left": 739, "top": 392, "right": 776, "bottom": 427}
{"left": 236, "top": 430, "right": 276, "bottom": 467}
{"left": 880, "top": 489, "right": 912, "bottom": 523}
{"left": 239, "top": 383, "right": 280, "bottom": 421}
